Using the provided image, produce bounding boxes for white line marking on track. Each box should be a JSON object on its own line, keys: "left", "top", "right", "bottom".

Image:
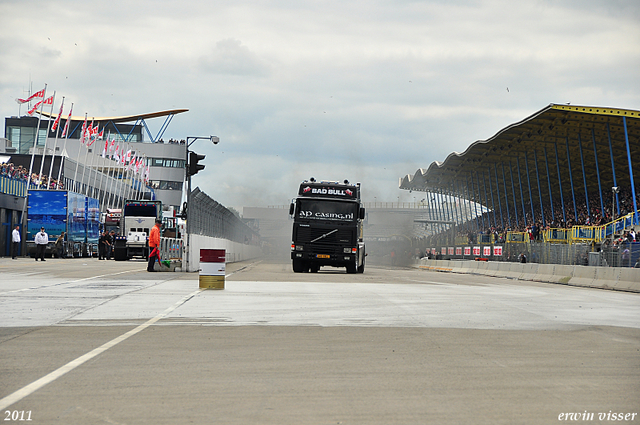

{"left": 1, "top": 268, "right": 145, "bottom": 295}
{"left": 0, "top": 287, "right": 203, "bottom": 411}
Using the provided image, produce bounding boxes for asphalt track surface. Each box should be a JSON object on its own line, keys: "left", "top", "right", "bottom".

{"left": 0, "top": 256, "right": 638, "bottom": 424}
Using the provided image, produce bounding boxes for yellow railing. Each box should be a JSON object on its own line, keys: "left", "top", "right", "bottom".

{"left": 506, "top": 210, "right": 638, "bottom": 245}
{"left": 543, "top": 228, "right": 570, "bottom": 243}
{"left": 506, "top": 232, "right": 528, "bottom": 243}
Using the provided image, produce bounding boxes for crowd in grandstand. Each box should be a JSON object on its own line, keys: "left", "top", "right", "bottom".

{"left": 1, "top": 162, "right": 64, "bottom": 189}
{"left": 445, "top": 187, "right": 640, "bottom": 247}
{"left": 156, "top": 138, "right": 186, "bottom": 144}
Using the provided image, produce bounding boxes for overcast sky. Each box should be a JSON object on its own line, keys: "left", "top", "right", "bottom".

{"left": 1, "top": 0, "right": 639, "bottom": 210}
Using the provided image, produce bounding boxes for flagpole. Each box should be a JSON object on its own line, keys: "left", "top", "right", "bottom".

{"left": 110, "top": 140, "right": 121, "bottom": 208}
{"left": 98, "top": 133, "right": 109, "bottom": 207}
{"left": 111, "top": 139, "right": 124, "bottom": 208}
{"left": 127, "top": 147, "right": 136, "bottom": 201}
{"left": 90, "top": 129, "right": 104, "bottom": 198}
{"left": 73, "top": 113, "right": 87, "bottom": 193}
{"left": 27, "top": 85, "right": 48, "bottom": 189}
{"left": 79, "top": 118, "right": 94, "bottom": 195}
{"left": 116, "top": 143, "right": 127, "bottom": 207}
{"left": 105, "top": 138, "right": 117, "bottom": 208}
{"left": 56, "top": 102, "right": 73, "bottom": 189}
{"left": 20, "top": 84, "right": 48, "bottom": 254}
{"left": 38, "top": 91, "right": 56, "bottom": 187}
{"left": 117, "top": 142, "right": 130, "bottom": 208}
{"left": 46, "top": 96, "right": 64, "bottom": 190}
{"left": 85, "top": 125, "right": 99, "bottom": 197}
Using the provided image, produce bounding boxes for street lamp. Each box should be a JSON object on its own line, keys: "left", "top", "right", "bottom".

{"left": 184, "top": 136, "right": 219, "bottom": 272}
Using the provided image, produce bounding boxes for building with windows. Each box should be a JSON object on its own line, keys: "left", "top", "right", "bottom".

{"left": 2, "top": 109, "right": 189, "bottom": 209}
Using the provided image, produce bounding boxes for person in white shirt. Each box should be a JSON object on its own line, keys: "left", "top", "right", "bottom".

{"left": 34, "top": 227, "right": 49, "bottom": 261}
{"left": 11, "top": 225, "right": 21, "bottom": 259}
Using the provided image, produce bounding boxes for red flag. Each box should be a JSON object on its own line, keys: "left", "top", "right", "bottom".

{"left": 52, "top": 99, "right": 64, "bottom": 131}
{"left": 16, "top": 88, "right": 45, "bottom": 104}
{"left": 79, "top": 116, "right": 87, "bottom": 144}
{"left": 87, "top": 126, "right": 99, "bottom": 147}
{"left": 61, "top": 103, "right": 73, "bottom": 138}
{"left": 42, "top": 95, "right": 54, "bottom": 106}
{"left": 27, "top": 100, "right": 43, "bottom": 116}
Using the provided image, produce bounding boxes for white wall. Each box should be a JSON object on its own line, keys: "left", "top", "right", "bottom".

{"left": 185, "top": 234, "right": 262, "bottom": 272}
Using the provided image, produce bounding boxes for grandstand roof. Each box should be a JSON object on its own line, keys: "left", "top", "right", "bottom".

{"left": 399, "top": 104, "right": 640, "bottom": 207}
{"left": 38, "top": 108, "right": 189, "bottom": 123}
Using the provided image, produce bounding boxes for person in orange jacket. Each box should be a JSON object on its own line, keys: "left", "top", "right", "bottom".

{"left": 147, "top": 218, "right": 162, "bottom": 272}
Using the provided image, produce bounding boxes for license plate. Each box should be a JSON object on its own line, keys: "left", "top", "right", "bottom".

{"left": 316, "top": 254, "right": 330, "bottom": 259}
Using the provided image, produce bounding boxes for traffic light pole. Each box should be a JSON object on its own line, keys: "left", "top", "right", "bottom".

{"left": 184, "top": 136, "right": 219, "bottom": 272}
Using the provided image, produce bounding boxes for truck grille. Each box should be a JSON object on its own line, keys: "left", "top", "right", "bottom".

{"left": 296, "top": 227, "right": 354, "bottom": 253}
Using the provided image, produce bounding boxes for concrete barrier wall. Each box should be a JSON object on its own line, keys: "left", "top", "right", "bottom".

{"left": 186, "top": 234, "right": 263, "bottom": 272}
{"left": 415, "top": 259, "right": 640, "bottom": 293}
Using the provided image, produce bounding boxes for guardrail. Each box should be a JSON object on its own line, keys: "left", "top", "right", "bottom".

{"left": 506, "top": 232, "right": 528, "bottom": 243}
{"left": 543, "top": 228, "right": 570, "bottom": 243}
{"left": 160, "top": 237, "right": 183, "bottom": 260}
{"left": 0, "top": 175, "right": 27, "bottom": 197}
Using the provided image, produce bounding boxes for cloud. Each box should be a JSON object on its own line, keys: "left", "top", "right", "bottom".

{"left": 1, "top": 0, "right": 639, "bottom": 210}
{"left": 199, "top": 38, "right": 271, "bottom": 77}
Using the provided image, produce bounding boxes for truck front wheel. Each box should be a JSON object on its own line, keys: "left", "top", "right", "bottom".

{"left": 292, "top": 259, "right": 305, "bottom": 273}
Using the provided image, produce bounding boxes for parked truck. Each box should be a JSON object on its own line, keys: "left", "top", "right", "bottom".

{"left": 113, "top": 200, "right": 162, "bottom": 261}
{"left": 26, "top": 190, "right": 100, "bottom": 258}
{"left": 289, "top": 178, "right": 366, "bottom": 273}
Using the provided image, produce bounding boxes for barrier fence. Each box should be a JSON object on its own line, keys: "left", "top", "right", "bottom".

{"left": 425, "top": 241, "right": 640, "bottom": 267}
{"left": 160, "top": 237, "right": 183, "bottom": 260}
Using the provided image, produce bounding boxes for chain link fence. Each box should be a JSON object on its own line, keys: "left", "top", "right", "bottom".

{"left": 189, "top": 187, "right": 259, "bottom": 245}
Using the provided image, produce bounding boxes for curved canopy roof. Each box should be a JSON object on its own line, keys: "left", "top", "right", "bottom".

{"left": 399, "top": 104, "right": 640, "bottom": 210}
{"left": 39, "top": 108, "right": 189, "bottom": 123}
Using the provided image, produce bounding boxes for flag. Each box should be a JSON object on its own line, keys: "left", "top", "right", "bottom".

{"left": 79, "top": 116, "right": 87, "bottom": 144}
{"left": 87, "top": 126, "right": 98, "bottom": 147}
{"left": 102, "top": 139, "right": 108, "bottom": 158}
{"left": 85, "top": 122, "right": 93, "bottom": 143}
{"left": 27, "top": 101, "right": 43, "bottom": 116}
{"left": 125, "top": 149, "right": 132, "bottom": 163}
{"left": 114, "top": 145, "right": 120, "bottom": 163}
{"left": 61, "top": 103, "right": 73, "bottom": 138}
{"left": 52, "top": 98, "right": 64, "bottom": 131}
{"left": 16, "top": 88, "right": 45, "bottom": 104}
{"left": 109, "top": 139, "right": 116, "bottom": 154}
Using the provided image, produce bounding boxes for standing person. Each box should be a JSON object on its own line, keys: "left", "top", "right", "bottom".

{"left": 11, "top": 225, "right": 20, "bottom": 259}
{"left": 55, "top": 231, "right": 66, "bottom": 258}
{"left": 34, "top": 227, "right": 49, "bottom": 261}
{"left": 98, "top": 231, "right": 107, "bottom": 260}
{"left": 147, "top": 218, "right": 162, "bottom": 272}
{"left": 105, "top": 230, "right": 114, "bottom": 260}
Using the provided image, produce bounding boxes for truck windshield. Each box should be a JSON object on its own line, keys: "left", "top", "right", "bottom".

{"left": 297, "top": 200, "right": 357, "bottom": 222}
{"left": 124, "top": 205, "right": 157, "bottom": 217}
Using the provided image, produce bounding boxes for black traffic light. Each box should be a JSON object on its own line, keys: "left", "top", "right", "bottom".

{"left": 188, "top": 151, "right": 206, "bottom": 176}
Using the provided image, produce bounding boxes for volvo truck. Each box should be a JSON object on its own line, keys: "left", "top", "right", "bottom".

{"left": 289, "top": 178, "right": 365, "bottom": 273}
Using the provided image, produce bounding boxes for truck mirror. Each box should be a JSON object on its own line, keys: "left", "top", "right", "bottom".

{"left": 289, "top": 203, "right": 295, "bottom": 215}
{"left": 359, "top": 207, "right": 365, "bottom": 220}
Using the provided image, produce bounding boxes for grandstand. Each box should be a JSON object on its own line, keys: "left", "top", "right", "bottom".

{"left": 399, "top": 104, "right": 640, "bottom": 267}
